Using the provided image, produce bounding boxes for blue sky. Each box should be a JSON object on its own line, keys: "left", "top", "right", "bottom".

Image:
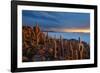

{"left": 22, "top": 10, "right": 90, "bottom": 32}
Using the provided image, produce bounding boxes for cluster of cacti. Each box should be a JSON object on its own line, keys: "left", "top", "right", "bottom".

{"left": 22, "top": 24, "right": 90, "bottom": 62}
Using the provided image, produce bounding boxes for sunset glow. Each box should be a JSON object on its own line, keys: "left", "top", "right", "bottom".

{"left": 63, "top": 28, "right": 90, "bottom": 33}
{"left": 45, "top": 28, "right": 90, "bottom": 33}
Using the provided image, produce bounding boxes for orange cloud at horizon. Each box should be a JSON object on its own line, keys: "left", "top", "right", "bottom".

{"left": 63, "top": 28, "right": 90, "bottom": 33}
{"left": 47, "top": 28, "right": 90, "bottom": 33}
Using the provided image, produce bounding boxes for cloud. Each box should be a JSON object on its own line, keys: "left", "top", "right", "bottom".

{"left": 43, "top": 27, "right": 90, "bottom": 33}
{"left": 22, "top": 10, "right": 90, "bottom": 31}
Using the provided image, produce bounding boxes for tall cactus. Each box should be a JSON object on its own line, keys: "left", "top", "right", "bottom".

{"left": 54, "top": 35, "right": 57, "bottom": 59}
{"left": 69, "top": 42, "right": 73, "bottom": 60}
{"left": 33, "top": 23, "right": 41, "bottom": 46}
{"left": 78, "top": 37, "right": 84, "bottom": 59}
{"left": 60, "top": 35, "right": 65, "bottom": 59}
{"left": 75, "top": 50, "right": 78, "bottom": 59}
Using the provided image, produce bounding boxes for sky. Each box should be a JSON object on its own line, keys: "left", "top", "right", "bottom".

{"left": 22, "top": 10, "right": 90, "bottom": 33}
{"left": 22, "top": 10, "right": 90, "bottom": 43}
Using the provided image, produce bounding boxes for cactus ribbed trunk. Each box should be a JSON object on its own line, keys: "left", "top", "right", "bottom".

{"left": 54, "top": 39, "right": 57, "bottom": 59}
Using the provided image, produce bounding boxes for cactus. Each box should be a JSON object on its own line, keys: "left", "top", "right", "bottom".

{"left": 78, "top": 37, "right": 84, "bottom": 59}
{"left": 70, "top": 42, "right": 73, "bottom": 60}
{"left": 60, "top": 35, "right": 65, "bottom": 59}
{"left": 75, "top": 50, "right": 78, "bottom": 59}
{"left": 54, "top": 36, "right": 57, "bottom": 59}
